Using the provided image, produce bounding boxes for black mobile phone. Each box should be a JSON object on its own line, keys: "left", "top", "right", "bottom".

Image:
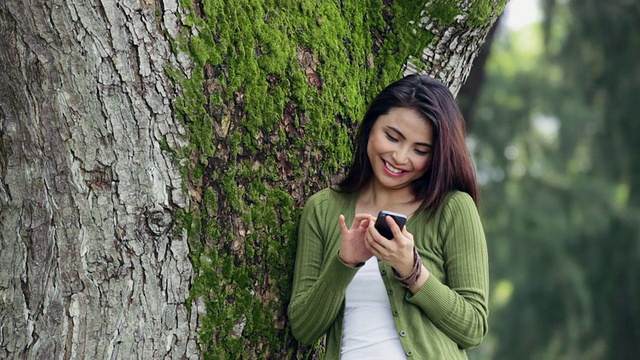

{"left": 374, "top": 210, "right": 407, "bottom": 240}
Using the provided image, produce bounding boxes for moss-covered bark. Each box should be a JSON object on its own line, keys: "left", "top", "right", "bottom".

{"left": 167, "top": 0, "right": 504, "bottom": 358}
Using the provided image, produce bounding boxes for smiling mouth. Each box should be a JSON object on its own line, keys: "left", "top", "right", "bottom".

{"left": 384, "top": 161, "right": 404, "bottom": 174}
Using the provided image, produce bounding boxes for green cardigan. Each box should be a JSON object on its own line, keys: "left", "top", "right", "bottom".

{"left": 288, "top": 188, "right": 489, "bottom": 359}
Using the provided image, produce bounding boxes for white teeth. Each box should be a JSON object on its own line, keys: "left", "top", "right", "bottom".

{"left": 384, "top": 161, "right": 402, "bottom": 174}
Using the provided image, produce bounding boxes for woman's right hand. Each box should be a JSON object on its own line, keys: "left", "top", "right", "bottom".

{"left": 338, "top": 214, "right": 375, "bottom": 266}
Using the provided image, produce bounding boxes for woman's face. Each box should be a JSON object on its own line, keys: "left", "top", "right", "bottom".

{"left": 366, "top": 107, "right": 434, "bottom": 191}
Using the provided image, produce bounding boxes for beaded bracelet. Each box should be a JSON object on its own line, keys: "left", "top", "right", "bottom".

{"left": 392, "top": 247, "right": 422, "bottom": 288}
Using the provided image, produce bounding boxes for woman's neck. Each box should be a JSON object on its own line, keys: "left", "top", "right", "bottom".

{"left": 357, "top": 182, "right": 419, "bottom": 215}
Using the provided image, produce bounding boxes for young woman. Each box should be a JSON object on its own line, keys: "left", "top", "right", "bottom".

{"left": 288, "top": 74, "right": 489, "bottom": 359}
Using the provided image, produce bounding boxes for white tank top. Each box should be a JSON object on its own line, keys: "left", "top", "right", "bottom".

{"left": 341, "top": 257, "right": 407, "bottom": 360}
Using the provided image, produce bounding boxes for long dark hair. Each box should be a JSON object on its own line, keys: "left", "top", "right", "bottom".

{"left": 336, "top": 74, "right": 479, "bottom": 213}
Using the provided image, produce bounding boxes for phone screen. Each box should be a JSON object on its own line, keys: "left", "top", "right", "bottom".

{"left": 374, "top": 211, "right": 407, "bottom": 240}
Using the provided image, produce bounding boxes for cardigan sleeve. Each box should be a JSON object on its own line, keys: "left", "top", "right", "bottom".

{"left": 406, "top": 192, "right": 489, "bottom": 349}
{"left": 287, "top": 191, "right": 359, "bottom": 344}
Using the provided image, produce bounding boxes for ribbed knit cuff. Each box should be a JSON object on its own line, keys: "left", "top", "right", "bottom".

{"left": 318, "top": 252, "right": 361, "bottom": 290}
{"left": 406, "top": 273, "right": 454, "bottom": 322}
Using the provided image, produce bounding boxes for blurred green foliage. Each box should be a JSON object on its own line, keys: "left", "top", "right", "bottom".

{"left": 463, "top": 0, "right": 640, "bottom": 358}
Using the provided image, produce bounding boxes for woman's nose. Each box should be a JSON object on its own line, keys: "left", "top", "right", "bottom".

{"left": 392, "top": 148, "right": 409, "bottom": 164}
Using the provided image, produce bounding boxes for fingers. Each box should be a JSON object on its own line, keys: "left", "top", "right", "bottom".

{"left": 369, "top": 219, "right": 415, "bottom": 269}
{"left": 403, "top": 227, "right": 414, "bottom": 241}
{"left": 354, "top": 213, "right": 373, "bottom": 224}
{"left": 338, "top": 214, "right": 376, "bottom": 265}
{"left": 352, "top": 213, "right": 374, "bottom": 231}
{"left": 372, "top": 216, "right": 413, "bottom": 248}
{"left": 354, "top": 213, "right": 373, "bottom": 221}
{"left": 338, "top": 214, "right": 348, "bottom": 235}
{"left": 339, "top": 214, "right": 374, "bottom": 234}
{"left": 365, "top": 220, "right": 387, "bottom": 253}
{"left": 386, "top": 215, "right": 404, "bottom": 240}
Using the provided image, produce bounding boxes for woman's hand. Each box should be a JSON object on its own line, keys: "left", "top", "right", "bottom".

{"left": 338, "top": 214, "right": 375, "bottom": 266}
{"left": 366, "top": 215, "right": 415, "bottom": 276}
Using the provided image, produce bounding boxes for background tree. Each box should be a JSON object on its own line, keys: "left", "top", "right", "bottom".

{"left": 460, "top": 0, "right": 640, "bottom": 358}
{"left": 0, "top": 0, "right": 506, "bottom": 358}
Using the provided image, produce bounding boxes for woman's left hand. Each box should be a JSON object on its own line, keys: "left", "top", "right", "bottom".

{"left": 365, "top": 215, "right": 415, "bottom": 277}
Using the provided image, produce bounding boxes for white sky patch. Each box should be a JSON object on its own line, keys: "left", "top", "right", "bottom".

{"left": 503, "top": 0, "right": 543, "bottom": 30}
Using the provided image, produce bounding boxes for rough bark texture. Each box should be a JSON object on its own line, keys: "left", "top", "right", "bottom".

{"left": 0, "top": 0, "right": 505, "bottom": 359}
{"left": 0, "top": 0, "right": 195, "bottom": 359}
{"left": 403, "top": 0, "right": 506, "bottom": 96}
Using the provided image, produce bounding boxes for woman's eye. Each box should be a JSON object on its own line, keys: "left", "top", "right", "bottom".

{"left": 385, "top": 133, "right": 398, "bottom": 142}
{"left": 415, "top": 149, "right": 430, "bottom": 156}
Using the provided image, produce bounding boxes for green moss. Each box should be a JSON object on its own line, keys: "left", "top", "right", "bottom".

{"left": 165, "top": 0, "right": 500, "bottom": 357}
{"left": 468, "top": 0, "right": 509, "bottom": 27}
{"left": 425, "top": 0, "right": 463, "bottom": 25}
{"left": 202, "top": 187, "right": 218, "bottom": 217}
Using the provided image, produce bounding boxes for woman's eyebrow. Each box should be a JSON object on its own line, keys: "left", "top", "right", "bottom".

{"left": 387, "top": 126, "right": 433, "bottom": 148}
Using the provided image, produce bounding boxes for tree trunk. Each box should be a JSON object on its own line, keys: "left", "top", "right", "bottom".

{"left": 0, "top": 1, "right": 195, "bottom": 359}
{"left": 0, "top": 0, "right": 505, "bottom": 359}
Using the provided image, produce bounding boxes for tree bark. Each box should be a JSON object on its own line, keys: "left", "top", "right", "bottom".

{"left": 403, "top": 1, "right": 502, "bottom": 96}
{"left": 0, "top": 0, "right": 505, "bottom": 359}
{"left": 0, "top": 1, "right": 195, "bottom": 359}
